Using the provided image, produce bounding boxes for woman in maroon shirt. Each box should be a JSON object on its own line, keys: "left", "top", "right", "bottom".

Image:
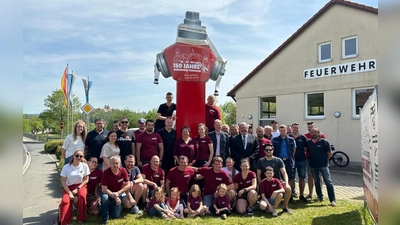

{"left": 194, "top": 124, "right": 214, "bottom": 167}
{"left": 173, "top": 126, "right": 199, "bottom": 166}
{"left": 233, "top": 159, "right": 258, "bottom": 215}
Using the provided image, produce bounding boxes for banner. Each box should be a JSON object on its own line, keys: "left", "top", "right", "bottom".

{"left": 67, "top": 73, "right": 78, "bottom": 106}
{"left": 60, "top": 65, "right": 68, "bottom": 106}
{"left": 360, "top": 89, "right": 378, "bottom": 224}
{"left": 82, "top": 78, "right": 93, "bottom": 103}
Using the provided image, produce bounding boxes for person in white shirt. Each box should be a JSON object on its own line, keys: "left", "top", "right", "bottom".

{"left": 56, "top": 149, "right": 90, "bottom": 225}
{"left": 221, "top": 157, "right": 238, "bottom": 179}
{"left": 100, "top": 131, "right": 120, "bottom": 171}
{"left": 61, "top": 120, "right": 86, "bottom": 163}
{"left": 271, "top": 120, "right": 280, "bottom": 138}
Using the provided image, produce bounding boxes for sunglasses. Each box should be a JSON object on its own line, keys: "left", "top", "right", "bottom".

{"left": 89, "top": 160, "right": 98, "bottom": 164}
{"left": 264, "top": 149, "right": 273, "bottom": 151}
{"left": 75, "top": 155, "right": 84, "bottom": 158}
{"left": 120, "top": 121, "right": 129, "bottom": 124}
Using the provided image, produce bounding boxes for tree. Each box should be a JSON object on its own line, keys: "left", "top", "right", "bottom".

{"left": 39, "top": 89, "right": 81, "bottom": 134}
{"left": 29, "top": 117, "right": 44, "bottom": 134}
{"left": 219, "top": 101, "right": 236, "bottom": 126}
{"left": 23, "top": 117, "right": 31, "bottom": 133}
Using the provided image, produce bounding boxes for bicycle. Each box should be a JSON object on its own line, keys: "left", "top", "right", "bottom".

{"left": 329, "top": 145, "right": 350, "bottom": 167}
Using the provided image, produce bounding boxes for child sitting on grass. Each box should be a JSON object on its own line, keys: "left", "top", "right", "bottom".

{"left": 166, "top": 187, "right": 184, "bottom": 218}
{"left": 146, "top": 187, "right": 176, "bottom": 220}
{"left": 259, "top": 166, "right": 285, "bottom": 216}
{"left": 184, "top": 184, "right": 209, "bottom": 218}
{"left": 210, "top": 183, "right": 231, "bottom": 220}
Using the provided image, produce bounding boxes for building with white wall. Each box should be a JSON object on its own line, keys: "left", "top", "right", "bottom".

{"left": 227, "top": 0, "right": 378, "bottom": 163}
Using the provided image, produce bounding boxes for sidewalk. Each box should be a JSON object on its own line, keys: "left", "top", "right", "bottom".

{"left": 23, "top": 142, "right": 61, "bottom": 225}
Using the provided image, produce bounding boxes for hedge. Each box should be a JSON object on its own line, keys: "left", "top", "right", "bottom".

{"left": 44, "top": 140, "right": 63, "bottom": 154}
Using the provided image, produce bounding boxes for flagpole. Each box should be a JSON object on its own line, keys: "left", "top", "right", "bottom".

{"left": 66, "top": 66, "right": 70, "bottom": 136}
{"left": 86, "top": 76, "right": 90, "bottom": 135}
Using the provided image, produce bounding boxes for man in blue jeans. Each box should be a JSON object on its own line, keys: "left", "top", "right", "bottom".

{"left": 271, "top": 124, "right": 296, "bottom": 203}
{"left": 100, "top": 156, "right": 135, "bottom": 224}
{"left": 289, "top": 122, "right": 308, "bottom": 202}
{"left": 306, "top": 127, "right": 336, "bottom": 207}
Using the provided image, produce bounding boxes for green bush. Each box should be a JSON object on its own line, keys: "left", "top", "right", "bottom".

{"left": 55, "top": 145, "right": 62, "bottom": 160}
{"left": 58, "top": 158, "right": 65, "bottom": 174}
{"left": 44, "top": 140, "right": 63, "bottom": 154}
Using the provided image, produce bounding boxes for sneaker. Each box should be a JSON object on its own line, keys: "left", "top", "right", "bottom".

{"left": 305, "top": 195, "right": 312, "bottom": 199}
{"left": 200, "top": 211, "right": 206, "bottom": 216}
{"left": 272, "top": 210, "right": 278, "bottom": 217}
{"left": 299, "top": 195, "right": 308, "bottom": 202}
{"left": 221, "top": 214, "right": 227, "bottom": 220}
{"left": 246, "top": 207, "right": 254, "bottom": 216}
{"left": 316, "top": 197, "right": 324, "bottom": 202}
{"left": 162, "top": 214, "right": 170, "bottom": 220}
{"left": 187, "top": 213, "right": 194, "bottom": 218}
{"left": 282, "top": 207, "right": 292, "bottom": 214}
{"left": 330, "top": 201, "right": 337, "bottom": 207}
{"left": 292, "top": 192, "right": 298, "bottom": 198}
{"left": 100, "top": 220, "right": 108, "bottom": 224}
{"left": 131, "top": 205, "right": 142, "bottom": 214}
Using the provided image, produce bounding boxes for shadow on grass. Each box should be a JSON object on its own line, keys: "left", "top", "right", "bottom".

{"left": 311, "top": 210, "right": 361, "bottom": 225}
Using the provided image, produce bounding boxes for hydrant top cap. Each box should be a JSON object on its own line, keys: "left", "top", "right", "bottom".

{"left": 184, "top": 11, "right": 201, "bottom": 26}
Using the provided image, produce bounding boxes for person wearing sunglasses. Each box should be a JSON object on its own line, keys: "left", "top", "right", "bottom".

{"left": 86, "top": 157, "right": 102, "bottom": 216}
{"left": 56, "top": 149, "right": 90, "bottom": 225}
{"left": 116, "top": 117, "right": 136, "bottom": 167}
{"left": 256, "top": 143, "right": 292, "bottom": 214}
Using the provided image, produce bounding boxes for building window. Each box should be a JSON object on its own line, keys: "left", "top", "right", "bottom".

{"left": 306, "top": 93, "right": 324, "bottom": 119}
{"left": 318, "top": 42, "right": 331, "bottom": 63}
{"left": 260, "top": 97, "right": 276, "bottom": 119}
{"left": 342, "top": 36, "right": 358, "bottom": 58}
{"left": 353, "top": 87, "right": 374, "bottom": 118}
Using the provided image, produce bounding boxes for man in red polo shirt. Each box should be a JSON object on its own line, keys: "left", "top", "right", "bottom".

{"left": 136, "top": 119, "right": 164, "bottom": 168}
{"left": 256, "top": 126, "right": 271, "bottom": 162}
{"left": 191, "top": 156, "right": 235, "bottom": 209}
{"left": 100, "top": 156, "right": 134, "bottom": 224}
{"left": 166, "top": 155, "right": 196, "bottom": 206}
{"left": 142, "top": 156, "right": 165, "bottom": 200}
{"left": 205, "top": 95, "right": 222, "bottom": 133}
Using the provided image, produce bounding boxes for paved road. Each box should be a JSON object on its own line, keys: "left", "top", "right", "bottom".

{"left": 23, "top": 145, "right": 26, "bottom": 165}
{"left": 23, "top": 143, "right": 61, "bottom": 225}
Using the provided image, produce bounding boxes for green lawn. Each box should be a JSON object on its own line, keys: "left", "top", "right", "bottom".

{"left": 70, "top": 199, "right": 374, "bottom": 225}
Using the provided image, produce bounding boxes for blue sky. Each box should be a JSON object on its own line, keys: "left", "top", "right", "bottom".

{"left": 23, "top": 0, "right": 378, "bottom": 114}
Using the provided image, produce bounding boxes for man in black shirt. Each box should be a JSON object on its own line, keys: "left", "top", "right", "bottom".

{"left": 154, "top": 92, "right": 176, "bottom": 132}
{"left": 157, "top": 117, "right": 176, "bottom": 175}
{"left": 116, "top": 117, "right": 136, "bottom": 166}
{"left": 85, "top": 118, "right": 109, "bottom": 169}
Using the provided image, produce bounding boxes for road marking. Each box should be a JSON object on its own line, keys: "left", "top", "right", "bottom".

{"left": 23, "top": 144, "right": 31, "bottom": 175}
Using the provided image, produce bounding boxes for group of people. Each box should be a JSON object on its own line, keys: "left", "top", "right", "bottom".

{"left": 55, "top": 93, "right": 336, "bottom": 224}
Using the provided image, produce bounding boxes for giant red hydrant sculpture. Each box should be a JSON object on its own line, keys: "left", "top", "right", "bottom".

{"left": 154, "top": 11, "right": 227, "bottom": 137}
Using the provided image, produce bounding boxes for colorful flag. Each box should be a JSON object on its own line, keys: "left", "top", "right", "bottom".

{"left": 82, "top": 78, "right": 93, "bottom": 103}
{"left": 67, "top": 73, "right": 78, "bottom": 106}
{"left": 61, "top": 64, "right": 68, "bottom": 106}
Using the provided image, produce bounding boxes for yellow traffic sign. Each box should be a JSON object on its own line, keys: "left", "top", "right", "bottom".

{"left": 81, "top": 103, "right": 94, "bottom": 114}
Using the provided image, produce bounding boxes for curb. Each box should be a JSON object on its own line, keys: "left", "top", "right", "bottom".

{"left": 23, "top": 144, "right": 31, "bottom": 175}
{"left": 330, "top": 169, "right": 362, "bottom": 176}
{"left": 47, "top": 153, "right": 60, "bottom": 170}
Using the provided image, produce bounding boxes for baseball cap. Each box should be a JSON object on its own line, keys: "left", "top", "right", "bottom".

{"left": 271, "top": 120, "right": 278, "bottom": 124}
{"left": 138, "top": 118, "right": 146, "bottom": 124}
